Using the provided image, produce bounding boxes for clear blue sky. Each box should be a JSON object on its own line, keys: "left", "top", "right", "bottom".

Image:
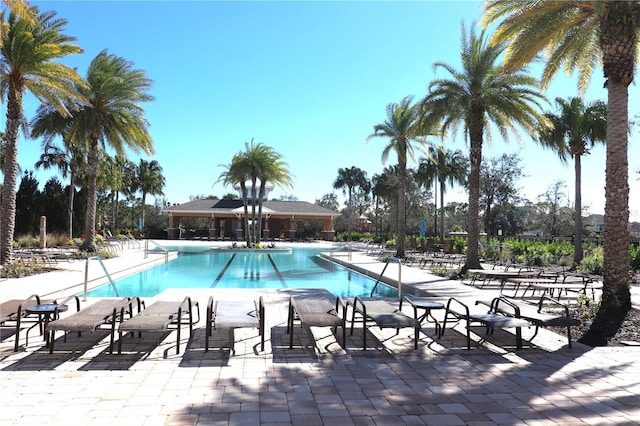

{"left": 24, "top": 1, "right": 640, "bottom": 222}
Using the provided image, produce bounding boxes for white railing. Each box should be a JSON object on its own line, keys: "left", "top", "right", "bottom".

{"left": 144, "top": 239, "right": 170, "bottom": 263}
{"left": 83, "top": 255, "right": 117, "bottom": 301}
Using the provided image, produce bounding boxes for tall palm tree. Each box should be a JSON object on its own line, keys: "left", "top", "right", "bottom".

{"left": 536, "top": 97, "right": 607, "bottom": 265}
{"left": 0, "top": 8, "right": 87, "bottom": 264}
{"left": 136, "top": 159, "right": 165, "bottom": 228}
{"left": 53, "top": 50, "right": 154, "bottom": 251}
{"left": 33, "top": 138, "right": 86, "bottom": 238}
{"left": 419, "top": 23, "right": 548, "bottom": 271}
{"left": 483, "top": 0, "right": 638, "bottom": 345}
{"left": 218, "top": 151, "right": 251, "bottom": 244}
{"left": 254, "top": 147, "right": 292, "bottom": 243}
{"left": 333, "top": 166, "right": 370, "bottom": 242}
{"left": 416, "top": 147, "right": 467, "bottom": 241}
{"left": 367, "top": 96, "right": 425, "bottom": 258}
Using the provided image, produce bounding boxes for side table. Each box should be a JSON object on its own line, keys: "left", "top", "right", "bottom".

{"left": 25, "top": 303, "right": 68, "bottom": 348}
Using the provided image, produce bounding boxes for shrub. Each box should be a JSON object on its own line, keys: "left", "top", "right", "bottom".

{"left": 579, "top": 245, "right": 603, "bottom": 275}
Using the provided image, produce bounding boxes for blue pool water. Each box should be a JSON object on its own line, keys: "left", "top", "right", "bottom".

{"left": 85, "top": 246, "right": 398, "bottom": 298}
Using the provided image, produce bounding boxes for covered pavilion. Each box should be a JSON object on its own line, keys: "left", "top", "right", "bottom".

{"left": 163, "top": 198, "right": 339, "bottom": 241}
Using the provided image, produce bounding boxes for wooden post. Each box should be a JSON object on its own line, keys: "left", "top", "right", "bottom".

{"left": 39, "top": 216, "right": 47, "bottom": 249}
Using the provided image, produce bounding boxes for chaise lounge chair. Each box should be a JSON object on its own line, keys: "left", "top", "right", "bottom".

{"left": 117, "top": 297, "right": 199, "bottom": 355}
{"left": 1, "top": 294, "right": 60, "bottom": 351}
{"left": 47, "top": 297, "right": 142, "bottom": 354}
{"left": 287, "top": 294, "right": 347, "bottom": 349}
{"left": 206, "top": 296, "right": 265, "bottom": 353}
{"left": 349, "top": 297, "right": 420, "bottom": 350}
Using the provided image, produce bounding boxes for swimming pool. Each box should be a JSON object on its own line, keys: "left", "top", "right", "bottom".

{"left": 84, "top": 245, "right": 399, "bottom": 298}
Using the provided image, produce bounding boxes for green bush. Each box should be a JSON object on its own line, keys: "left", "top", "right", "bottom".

{"left": 630, "top": 244, "right": 640, "bottom": 271}
{"left": 579, "top": 245, "right": 603, "bottom": 275}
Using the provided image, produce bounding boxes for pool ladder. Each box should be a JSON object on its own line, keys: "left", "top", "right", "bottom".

{"left": 370, "top": 256, "right": 402, "bottom": 300}
{"left": 83, "top": 255, "right": 118, "bottom": 301}
{"left": 144, "top": 240, "right": 170, "bottom": 263}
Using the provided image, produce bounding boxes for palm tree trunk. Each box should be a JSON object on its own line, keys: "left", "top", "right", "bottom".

{"left": 397, "top": 159, "right": 407, "bottom": 258}
{"left": 240, "top": 183, "right": 250, "bottom": 245}
{"left": 141, "top": 191, "right": 147, "bottom": 229}
{"left": 0, "top": 91, "right": 22, "bottom": 264}
{"left": 573, "top": 155, "right": 583, "bottom": 264}
{"left": 464, "top": 127, "right": 483, "bottom": 272}
{"left": 257, "top": 182, "right": 266, "bottom": 243}
{"left": 68, "top": 173, "right": 75, "bottom": 238}
{"left": 439, "top": 180, "right": 445, "bottom": 241}
{"left": 347, "top": 187, "right": 353, "bottom": 243}
{"left": 580, "top": 80, "right": 631, "bottom": 346}
{"left": 80, "top": 138, "right": 99, "bottom": 252}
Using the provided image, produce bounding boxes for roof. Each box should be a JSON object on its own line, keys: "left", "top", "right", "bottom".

{"left": 164, "top": 199, "right": 339, "bottom": 217}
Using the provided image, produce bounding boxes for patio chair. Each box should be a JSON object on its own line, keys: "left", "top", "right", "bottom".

{"left": 349, "top": 297, "right": 420, "bottom": 350}
{"left": 287, "top": 295, "right": 347, "bottom": 349}
{"left": 205, "top": 296, "right": 265, "bottom": 353}
{"left": 117, "top": 297, "right": 199, "bottom": 355}
{"left": 47, "top": 297, "right": 142, "bottom": 354}
{"left": 1, "top": 294, "right": 59, "bottom": 351}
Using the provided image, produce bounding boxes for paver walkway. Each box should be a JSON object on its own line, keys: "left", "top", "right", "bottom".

{"left": 1, "top": 242, "right": 639, "bottom": 425}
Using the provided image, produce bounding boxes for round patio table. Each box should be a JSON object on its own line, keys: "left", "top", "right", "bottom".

{"left": 26, "top": 303, "right": 68, "bottom": 348}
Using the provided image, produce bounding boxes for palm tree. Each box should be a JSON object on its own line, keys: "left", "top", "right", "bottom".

{"left": 419, "top": 23, "right": 548, "bottom": 271}
{"left": 218, "top": 151, "right": 251, "bottom": 244}
{"left": 54, "top": 50, "right": 154, "bottom": 251}
{"left": 483, "top": 0, "right": 638, "bottom": 345}
{"left": 536, "top": 97, "right": 607, "bottom": 265}
{"left": 254, "top": 147, "right": 292, "bottom": 243}
{"left": 333, "top": 166, "right": 371, "bottom": 242}
{"left": 136, "top": 159, "right": 165, "bottom": 228}
{"left": 416, "top": 147, "right": 467, "bottom": 241}
{"left": 33, "top": 139, "right": 86, "bottom": 238}
{"left": 367, "top": 96, "right": 425, "bottom": 258}
{"left": 0, "top": 8, "right": 87, "bottom": 264}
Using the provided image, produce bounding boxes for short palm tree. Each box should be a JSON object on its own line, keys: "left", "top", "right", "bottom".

{"left": 536, "top": 97, "right": 606, "bottom": 265}
{"left": 333, "top": 166, "right": 370, "bottom": 242}
{"left": 0, "top": 8, "right": 87, "bottom": 264}
{"left": 416, "top": 147, "right": 467, "bottom": 241}
{"left": 136, "top": 159, "right": 165, "bottom": 228}
{"left": 54, "top": 50, "right": 154, "bottom": 251}
{"left": 218, "top": 140, "right": 292, "bottom": 244}
{"left": 483, "top": 0, "right": 638, "bottom": 345}
{"left": 368, "top": 96, "right": 426, "bottom": 258}
{"left": 420, "top": 23, "right": 548, "bottom": 271}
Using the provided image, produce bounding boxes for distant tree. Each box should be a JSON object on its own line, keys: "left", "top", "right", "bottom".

{"left": 416, "top": 146, "right": 467, "bottom": 240}
{"left": 536, "top": 97, "right": 607, "bottom": 264}
{"left": 220, "top": 193, "right": 237, "bottom": 200}
{"left": 536, "top": 180, "right": 573, "bottom": 238}
{"left": 41, "top": 177, "right": 67, "bottom": 234}
{"left": 15, "top": 171, "right": 42, "bottom": 236}
{"left": 277, "top": 194, "right": 298, "bottom": 201}
{"left": 368, "top": 96, "right": 426, "bottom": 258}
{"left": 316, "top": 193, "right": 339, "bottom": 211}
{"left": 136, "top": 159, "right": 165, "bottom": 228}
{"left": 479, "top": 154, "right": 525, "bottom": 239}
{"left": 333, "top": 166, "right": 370, "bottom": 242}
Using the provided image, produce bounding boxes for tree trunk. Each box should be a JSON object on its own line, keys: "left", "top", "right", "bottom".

{"left": 0, "top": 89, "right": 22, "bottom": 264}
{"left": 580, "top": 80, "right": 631, "bottom": 346}
{"left": 439, "top": 179, "right": 445, "bottom": 241}
{"left": 573, "top": 154, "right": 583, "bottom": 264}
{"left": 397, "top": 157, "right": 407, "bottom": 258}
{"left": 80, "top": 138, "right": 99, "bottom": 252}
{"left": 240, "top": 183, "right": 250, "bottom": 245}
{"left": 68, "top": 173, "right": 75, "bottom": 239}
{"left": 141, "top": 191, "right": 147, "bottom": 228}
{"left": 257, "top": 182, "right": 265, "bottom": 243}
{"left": 463, "top": 122, "right": 483, "bottom": 272}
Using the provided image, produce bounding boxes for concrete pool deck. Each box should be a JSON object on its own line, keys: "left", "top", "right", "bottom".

{"left": 1, "top": 241, "right": 640, "bottom": 425}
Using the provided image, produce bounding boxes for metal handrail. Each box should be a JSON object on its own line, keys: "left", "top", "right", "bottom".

{"left": 83, "top": 255, "right": 118, "bottom": 301}
{"left": 370, "top": 256, "right": 402, "bottom": 300}
{"left": 144, "top": 239, "right": 169, "bottom": 263}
